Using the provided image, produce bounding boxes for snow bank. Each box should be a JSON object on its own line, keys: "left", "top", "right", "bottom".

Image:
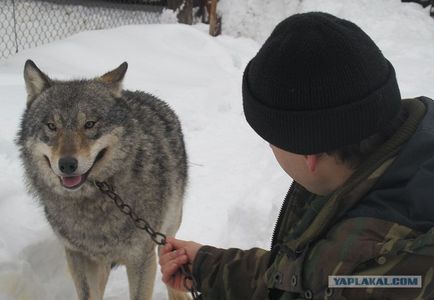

{"left": 218, "top": 0, "right": 434, "bottom": 98}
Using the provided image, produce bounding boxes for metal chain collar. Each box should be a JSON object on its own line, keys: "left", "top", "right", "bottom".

{"left": 94, "top": 180, "right": 202, "bottom": 300}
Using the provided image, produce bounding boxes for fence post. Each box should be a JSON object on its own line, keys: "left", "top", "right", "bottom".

{"left": 208, "top": 0, "right": 221, "bottom": 36}
{"left": 167, "top": 0, "right": 193, "bottom": 24}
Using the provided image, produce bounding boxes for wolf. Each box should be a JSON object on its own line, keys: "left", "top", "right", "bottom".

{"left": 16, "top": 60, "right": 190, "bottom": 300}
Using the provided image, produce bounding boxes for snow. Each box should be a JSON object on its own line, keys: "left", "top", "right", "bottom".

{"left": 218, "top": 0, "right": 434, "bottom": 98}
{"left": 0, "top": 0, "right": 433, "bottom": 299}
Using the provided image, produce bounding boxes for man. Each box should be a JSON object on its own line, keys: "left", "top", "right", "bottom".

{"left": 159, "top": 12, "right": 434, "bottom": 299}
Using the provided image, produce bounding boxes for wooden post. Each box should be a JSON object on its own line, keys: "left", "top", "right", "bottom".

{"left": 208, "top": 0, "right": 221, "bottom": 36}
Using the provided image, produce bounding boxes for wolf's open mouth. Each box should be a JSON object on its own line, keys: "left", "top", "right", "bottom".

{"left": 59, "top": 148, "right": 107, "bottom": 190}
{"left": 62, "top": 175, "right": 86, "bottom": 189}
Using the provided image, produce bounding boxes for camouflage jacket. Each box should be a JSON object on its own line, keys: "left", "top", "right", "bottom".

{"left": 192, "top": 97, "right": 434, "bottom": 300}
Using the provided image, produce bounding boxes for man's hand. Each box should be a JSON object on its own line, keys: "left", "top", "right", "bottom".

{"left": 159, "top": 237, "right": 203, "bottom": 291}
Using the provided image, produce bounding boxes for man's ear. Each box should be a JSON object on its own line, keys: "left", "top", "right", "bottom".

{"left": 99, "top": 62, "right": 128, "bottom": 97}
{"left": 305, "top": 154, "right": 321, "bottom": 173}
{"left": 24, "top": 60, "right": 52, "bottom": 106}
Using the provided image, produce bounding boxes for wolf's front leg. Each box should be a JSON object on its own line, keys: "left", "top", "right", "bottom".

{"left": 65, "top": 247, "right": 111, "bottom": 300}
{"left": 126, "top": 249, "right": 157, "bottom": 300}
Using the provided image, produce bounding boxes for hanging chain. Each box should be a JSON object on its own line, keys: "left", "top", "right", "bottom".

{"left": 94, "top": 180, "right": 202, "bottom": 300}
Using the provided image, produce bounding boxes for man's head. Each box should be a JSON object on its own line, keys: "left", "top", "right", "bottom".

{"left": 269, "top": 107, "right": 406, "bottom": 195}
{"left": 242, "top": 12, "right": 403, "bottom": 194}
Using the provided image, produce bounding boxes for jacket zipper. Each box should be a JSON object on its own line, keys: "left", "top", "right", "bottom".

{"left": 270, "top": 181, "right": 295, "bottom": 249}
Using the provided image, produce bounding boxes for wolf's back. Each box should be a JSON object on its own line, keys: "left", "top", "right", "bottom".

{"left": 121, "top": 89, "right": 188, "bottom": 193}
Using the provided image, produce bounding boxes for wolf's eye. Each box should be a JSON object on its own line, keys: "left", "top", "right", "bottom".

{"left": 84, "top": 121, "right": 96, "bottom": 129}
{"left": 47, "top": 123, "right": 57, "bottom": 131}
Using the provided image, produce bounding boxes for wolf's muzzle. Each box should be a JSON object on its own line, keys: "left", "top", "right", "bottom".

{"left": 58, "top": 148, "right": 108, "bottom": 190}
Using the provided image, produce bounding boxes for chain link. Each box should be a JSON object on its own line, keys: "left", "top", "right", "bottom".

{"left": 94, "top": 180, "right": 201, "bottom": 299}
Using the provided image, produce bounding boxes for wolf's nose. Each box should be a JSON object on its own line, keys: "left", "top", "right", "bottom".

{"left": 59, "top": 157, "right": 78, "bottom": 175}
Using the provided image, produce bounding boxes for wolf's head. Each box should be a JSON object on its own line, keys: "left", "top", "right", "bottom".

{"left": 17, "top": 60, "right": 134, "bottom": 196}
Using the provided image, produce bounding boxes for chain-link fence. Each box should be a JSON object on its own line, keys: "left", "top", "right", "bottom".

{"left": 0, "top": 0, "right": 168, "bottom": 61}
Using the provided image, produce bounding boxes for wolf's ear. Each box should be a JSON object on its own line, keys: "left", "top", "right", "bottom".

{"left": 24, "top": 60, "right": 52, "bottom": 106}
{"left": 99, "top": 62, "right": 128, "bottom": 97}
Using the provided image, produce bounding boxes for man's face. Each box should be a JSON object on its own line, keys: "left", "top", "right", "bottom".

{"left": 269, "top": 144, "right": 355, "bottom": 196}
{"left": 270, "top": 144, "right": 312, "bottom": 188}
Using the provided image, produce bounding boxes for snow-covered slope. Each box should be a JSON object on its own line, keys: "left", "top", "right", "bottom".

{"left": 218, "top": 0, "right": 434, "bottom": 98}
{"left": 0, "top": 0, "right": 433, "bottom": 299}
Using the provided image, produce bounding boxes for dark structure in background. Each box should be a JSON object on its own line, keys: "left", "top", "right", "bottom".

{"left": 402, "top": 0, "right": 434, "bottom": 16}
{"left": 0, "top": 0, "right": 221, "bottom": 61}
{"left": 168, "top": 0, "right": 221, "bottom": 35}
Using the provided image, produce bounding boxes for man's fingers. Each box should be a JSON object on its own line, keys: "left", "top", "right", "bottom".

{"left": 161, "top": 255, "right": 188, "bottom": 283}
{"left": 160, "top": 242, "right": 173, "bottom": 256}
{"left": 165, "top": 237, "right": 202, "bottom": 263}
{"left": 159, "top": 248, "right": 185, "bottom": 266}
{"left": 158, "top": 243, "right": 173, "bottom": 266}
{"left": 158, "top": 237, "right": 202, "bottom": 291}
{"left": 166, "top": 237, "right": 189, "bottom": 249}
{"left": 160, "top": 252, "right": 187, "bottom": 273}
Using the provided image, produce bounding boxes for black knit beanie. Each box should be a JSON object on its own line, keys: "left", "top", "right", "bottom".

{"left": 242, "top": 12, "right": 402, "bottom": 154}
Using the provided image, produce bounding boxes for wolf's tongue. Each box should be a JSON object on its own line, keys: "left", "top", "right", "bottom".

{"left": 62, "top": 176, "right": 83, "bottom": 188}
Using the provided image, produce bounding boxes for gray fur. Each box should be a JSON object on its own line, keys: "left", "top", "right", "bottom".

{"left": 17, "top": 60, "right": 190, "bottom": 300}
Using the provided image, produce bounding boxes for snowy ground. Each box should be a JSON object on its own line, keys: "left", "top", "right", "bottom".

{"left": 0, "top": 0, "right": 434, "bottom": 299}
